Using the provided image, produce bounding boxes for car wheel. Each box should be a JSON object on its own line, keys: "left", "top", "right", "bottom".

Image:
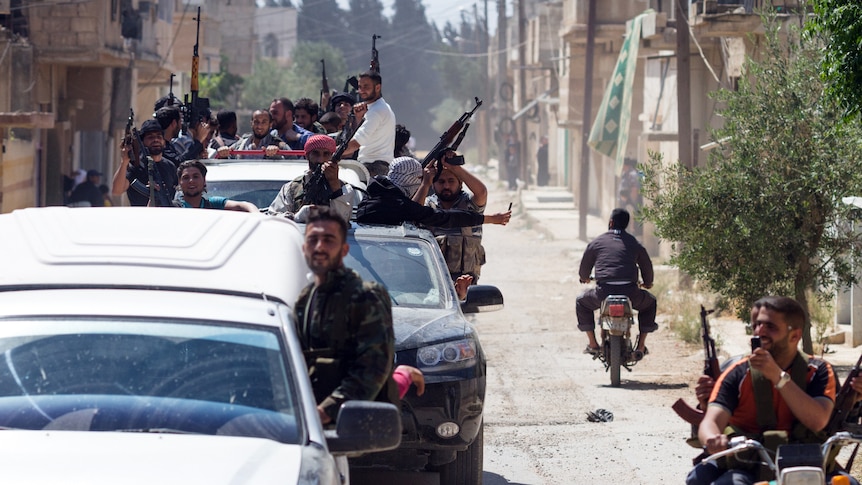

{"left": 436, "top": 422, "right": 484, "bottom": 485}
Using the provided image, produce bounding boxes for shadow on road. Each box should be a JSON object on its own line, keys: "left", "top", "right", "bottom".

{"left": 483, "top": 471, "right": 532, "bottom": 485}
{"left": 603, "top": 381, "right": 690, "bottom": 391}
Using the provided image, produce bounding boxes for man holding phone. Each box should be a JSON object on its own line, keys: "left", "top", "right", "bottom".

{"left": 686, "top": 296, "right": 846, "bottom": 485}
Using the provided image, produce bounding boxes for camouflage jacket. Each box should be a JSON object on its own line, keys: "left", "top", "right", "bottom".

{"left": 294, "top": 266, "right": 396, "bottom": 421}
{"left": 266, "top": 170, "right": 354, "bottom": 223}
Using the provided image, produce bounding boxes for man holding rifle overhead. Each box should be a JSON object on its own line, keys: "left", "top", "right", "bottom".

{"left": 343, "top": 70, "right": 396, "bottom": 177}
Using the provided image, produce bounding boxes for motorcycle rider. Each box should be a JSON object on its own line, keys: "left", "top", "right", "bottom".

{"left": 686, "top": 296, "right": 855, "bottom": 485}
{"left": 576, "top": 208, "right": 656, "bottom": 360}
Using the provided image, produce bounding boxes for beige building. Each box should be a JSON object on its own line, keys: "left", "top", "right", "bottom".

{"left": 0, "top": 0, "right": 176, "bottom": 211}
{"left": 494, "top": 0, "right": 802, "bottom": 252}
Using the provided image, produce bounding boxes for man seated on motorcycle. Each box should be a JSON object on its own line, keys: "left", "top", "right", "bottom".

{"left": 576, "top": 208, "right": 656, "bottom": 360}
{"left": 686, "top": 296, "right": 856, "bottom": 485}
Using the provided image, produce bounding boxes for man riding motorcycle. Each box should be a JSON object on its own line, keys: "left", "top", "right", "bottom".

{"left": 576, "top": 208, "right": 657, "bottom": 360}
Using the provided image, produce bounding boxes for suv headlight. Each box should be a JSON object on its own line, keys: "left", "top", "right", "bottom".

{"left": 416, "top": 338, "right": 477, "bottom": 372}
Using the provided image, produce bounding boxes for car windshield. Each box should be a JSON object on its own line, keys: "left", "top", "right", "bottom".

{"left": 0, "top": 318, "right": 301, "bottom": 444}
{"left": 205, "top": 180, "right": 281, "bottom": 209}
{"left": 345, "top": 235, "right": 448, "bottom": 308}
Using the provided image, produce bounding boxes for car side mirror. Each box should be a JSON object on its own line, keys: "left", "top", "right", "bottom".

{"left": 324, "top": 401, "right": 401, "bottom": 455}
{"left": 460, "top": 284, "right": 504, "bottom": 314}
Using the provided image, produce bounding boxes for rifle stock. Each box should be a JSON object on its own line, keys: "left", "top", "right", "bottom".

{"left": 183, "top": 7, "right": 210, "bottom": 130}
{"left": 826, "top": 353, "right": 862, "bottom": 435}
{"left": 672, "top": 305, "right": 719, "bottom": 426}
{"left": 320, "top": 59, "right": 330, "bottom": 114}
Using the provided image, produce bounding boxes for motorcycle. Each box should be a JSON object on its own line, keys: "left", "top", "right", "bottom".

{"left": 589, "top": 294, "right": 642, "bottom": 387}
{"left": 700, "top": 432, "right": 862, "bottom": 485}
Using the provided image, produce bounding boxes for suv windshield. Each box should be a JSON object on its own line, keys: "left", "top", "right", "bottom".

{"left": 205, "top": 180, "right": 281, "bottom": 209}
{"left": 0, "top": 319, "right": 300, "bottom": 444}
{"left": 345, "top": 235, "right": 448, "bottom": 308}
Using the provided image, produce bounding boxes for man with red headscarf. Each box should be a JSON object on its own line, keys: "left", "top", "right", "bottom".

{"left": 266, "top": 134, "right": 356, "bottom": 222}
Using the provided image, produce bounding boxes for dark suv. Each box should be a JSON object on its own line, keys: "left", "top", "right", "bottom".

{"left": 344, "top": 222, "right": 503, "bottom": 484}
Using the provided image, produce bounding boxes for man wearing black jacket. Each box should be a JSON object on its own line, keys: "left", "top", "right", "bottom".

{"left": 355, "top": 157, "right": 511, "bottom": 228}
{"left": 576, "top": 208, "right": 656, "bottom": 360}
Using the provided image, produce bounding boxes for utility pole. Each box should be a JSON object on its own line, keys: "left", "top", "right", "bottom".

{"left": 579, "top": 0, "right": 597, "bottom": 241}
{"left": 497, "top": 0, "right": 507, "bottom": 172}
{"left": 517, "top": 0, "right": 527, "bottom": 187}
{"left": 676, "top": 0, "right": 692, "bottom": 169}
{"left": 476, "top": 1, "right": 488, "bottom": 166}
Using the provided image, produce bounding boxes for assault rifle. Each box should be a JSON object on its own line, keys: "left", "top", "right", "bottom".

{"left": 320, "top": 59, "right": 330, "bottom": 115}
{"left": 826, "top": 353, "right": 862, "bottom": 436}
{"left": 303, "top": 112, "right": 364, "bottom": 206}
{"left": 183, "top": 6, "right": 210, "bottom": 129}
{"left": 421, "top": 97, "right": 482, "bottom": 182}
{"left": 672, "top": 305, "right": 720, "bottom": 426}
{"left": 370, "top": 34, "right": 381, "bottom": 73}
{"left": 124, "top": 108, "right": 139, "bottom": 167}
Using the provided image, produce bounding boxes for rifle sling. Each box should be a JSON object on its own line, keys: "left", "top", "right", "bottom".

{"left": 751, "top": 352, "right": 809, "bottom": 433}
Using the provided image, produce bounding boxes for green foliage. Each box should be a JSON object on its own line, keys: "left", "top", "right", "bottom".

{"left": 806, "top": 0, "right": 862, "bottom": 118}
{"left": 640, "top": 19, "right": 862, "bottom": 352}
{"left": 198, "top": 55, "right": 244, "bottom": 110}
{"left": 430, "top": 98, "right": 466, "bottom": 134}
{"left": 435, "top": 45, "right": 484, "bottom": 104}
{"left": 239, "top": 42, "right": 346, "bottom": 112}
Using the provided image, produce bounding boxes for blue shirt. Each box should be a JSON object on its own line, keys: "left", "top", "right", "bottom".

{"left": 178, "top": 196, "right": 228, "bottom": 209}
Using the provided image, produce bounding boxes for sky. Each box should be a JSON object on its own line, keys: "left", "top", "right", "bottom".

{"left": 334, "top": 0, "right": 497, "bottom": 33}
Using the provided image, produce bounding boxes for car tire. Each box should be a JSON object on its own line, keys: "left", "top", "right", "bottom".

{"left": 436, "top": 422, "right": 484, "bottom": 485}
{"left": 609, "top": 335, "right": 622, "bottom": 387}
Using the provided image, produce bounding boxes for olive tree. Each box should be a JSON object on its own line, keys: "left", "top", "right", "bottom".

{"left": 806, "top": 0, "right": 862, "bottom": 117}
{"left": 641, "top": 22, "right": 862, "bottom": 353}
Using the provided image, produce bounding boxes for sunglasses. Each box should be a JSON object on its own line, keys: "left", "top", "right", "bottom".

{"left": 309, "top": 150, "right": 333, "bottom": 157}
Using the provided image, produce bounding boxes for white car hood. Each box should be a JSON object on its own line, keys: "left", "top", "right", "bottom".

{"left": 0, "top": 430, "right": 303, "bottom": 484}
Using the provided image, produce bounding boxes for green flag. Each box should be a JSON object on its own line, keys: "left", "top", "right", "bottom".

{"left": 588, "top": 11, "right": 649, "bottom": 176}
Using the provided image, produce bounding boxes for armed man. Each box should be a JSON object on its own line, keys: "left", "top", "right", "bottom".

{"left": 266, "top": 134, "right": 355, "bottom": 223}
{"left": 686, "top": 296, "right": 856, "bottom": 485}
{"left": 111, "top": 119, "right": 178, "bottom": 207}
{"left": 343, "top": 71, "right": 396, "bottom": 177}
{"left": 294, "top": 206, "right": 398, "bottom": 425}
{"left": 412, "top": 151, "right": 488, "bottom": 288}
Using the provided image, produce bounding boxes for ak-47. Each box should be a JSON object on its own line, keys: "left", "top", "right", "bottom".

{"left": 672, "top": 305, "right": 720, "bottom": 426}
{"left": 303, "top": 112, "right": 364, "bottom": 206}
{"left": 826, "top": 353, "right": 862, "bottom": 435}
{"left": 421, "top": 97, "right": 482, "bottom": 182}
{"left": 183, "top": 6, "right": 210, "bottom": 129}
{"left": 370, "top": 34, "right": 381, "bottom": 73}
{"left": 123, "top": 108, "right": 140, "bottom": 167}
{"left": 320, "top": 59, "right": 330, "bottom": 114}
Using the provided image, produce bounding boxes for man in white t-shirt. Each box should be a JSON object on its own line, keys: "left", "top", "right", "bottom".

{"left": 344, "top": 71, "right": 396, "bottom": 177}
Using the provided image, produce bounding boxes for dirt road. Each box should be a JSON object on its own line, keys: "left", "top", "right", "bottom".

{"left": 474, "top": 202, "right": 707, "bottom": 484}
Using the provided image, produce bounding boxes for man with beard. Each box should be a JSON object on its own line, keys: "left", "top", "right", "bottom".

{"left": 265, "top": 134, "right": 355, "bottom": 223}
{"left": 216, "top": 110, "right": 286, "bottom": 160}
{"left": 269, "top": 97, "right": 313, "bottom": 151}
{"left": 154, "top": 106, "right": 210, "bottom": 166}
{"left": 294, "top": 98, "right": 327, "bottom": 134}
{"left": 343, "top": 71, "right": 396, "bottom": 177}
{"left": 174, "top": 160, "right": 257, "bottom": 212}
{"left": 686, "top": 296, "right": 849, "bottom": 485}
{"left": 294, "top": 206, "right": 398, "bottom": 425}
{"left": 414, "top": 152, "right": 489, "bottom": 288}
{"left": 111, "top": 119, "right": 178, "bottom": 206}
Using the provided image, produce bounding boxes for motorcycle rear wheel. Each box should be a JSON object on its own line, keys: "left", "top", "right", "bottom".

{"left": 609, "top": 335, "right": 622, "bottom": 387}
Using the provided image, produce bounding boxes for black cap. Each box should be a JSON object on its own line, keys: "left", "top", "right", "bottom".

{"left": 87, "top": 169, "right": 102, "bottom": 178}
{"left": 140, "top": 119, "right": 163, "bottom": 135}
{"left": 329, "top": 93, "right": 354, "bottom": 109}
